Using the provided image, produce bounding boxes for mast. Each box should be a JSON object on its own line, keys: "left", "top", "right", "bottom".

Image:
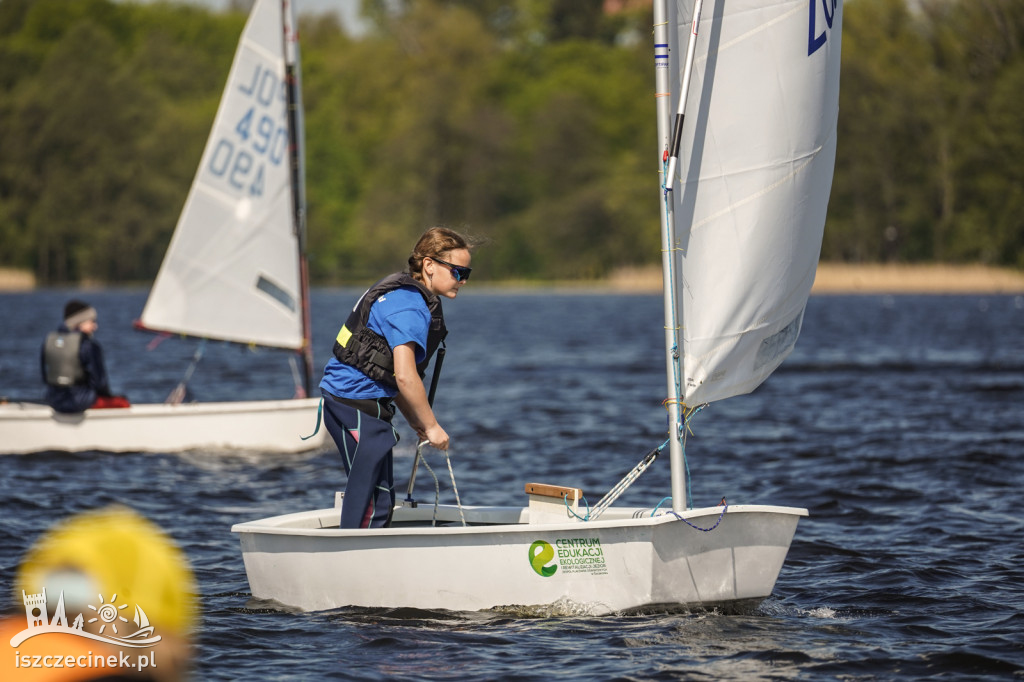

{"left": 282, "top": 0, "right": 314, "bottom": 397}
{"left": 664, "top": 0, "right": 703, "bottom": 192}
{"left": 653, "top": 0, "right": 688, "bottom": 512}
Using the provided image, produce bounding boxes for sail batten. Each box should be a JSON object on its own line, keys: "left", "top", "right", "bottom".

{"left": 140, "top": 0, "right": 304, "bottom": 352}
{"left": 668, "top": 0, "right": 843, "bottom": 406}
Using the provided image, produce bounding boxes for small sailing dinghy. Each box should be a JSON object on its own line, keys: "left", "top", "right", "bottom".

{"left": 233, "top": 0, "right": 842, "bottom": 614}
{"left": 0, "top": 0, "right": 324, "bottom": 454}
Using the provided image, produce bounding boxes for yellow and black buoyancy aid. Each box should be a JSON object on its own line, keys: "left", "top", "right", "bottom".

{"left": 43, "top": 330, "right": 85, "bottom": 386}
{"left": 332, "top": 272, "right": 447, "bottom": 389}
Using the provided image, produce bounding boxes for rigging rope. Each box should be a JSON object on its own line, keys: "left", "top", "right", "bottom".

{"left": 590, "top": 443, "right": 664, "bottom": 520}
{"left": 680, "top": 402, "right": 706, "bottom": 508}
{"left": 300, "top": 397, "right": 324, "bottom": 441}
{"left": 165, "top": 340, "right": 205, "bottom": 404}
{"left": 418, "top": 441, "right": 467, "bottom": 527}
{"left": 669, "top": 503, "right": 728, "bottom": 532}
{"left": 651, "top": 496, "right": 728, "bottom": 531}
{"left": 288, "top": 355, "right": 306, "bottom": 398}
{"left": 588, "top": 403, "right": 709, "bottom": 520}
{"left": 564, "top": 492, "right": 591, "bottom": 522}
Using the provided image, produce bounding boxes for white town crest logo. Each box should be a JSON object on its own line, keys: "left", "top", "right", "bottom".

{"left": 10, "top": 587, "right": 162, "bottom": 649}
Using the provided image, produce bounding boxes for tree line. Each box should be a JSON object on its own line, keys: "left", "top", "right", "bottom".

{"left": 0, "top": 0, "right": 1021, "bottom": 286}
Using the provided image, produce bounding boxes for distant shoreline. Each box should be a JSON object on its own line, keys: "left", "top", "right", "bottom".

{"left": 0, "top": 268, "right": 35, "bottom": 291}
{"left": 603, "top": 263, "right": 1024, "bottom": 294}
{"left": 3, "top": 263, "right": 1024, "bottom": 294}
{"left": 810, "top": 263, "right": 1024, "bottom": 294}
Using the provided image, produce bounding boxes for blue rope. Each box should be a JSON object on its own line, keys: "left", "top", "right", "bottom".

{"left": 681, "top": 404, "right": 707, "bottom": 508}
{"left": 684, "top": 439, "right": 692, "bottom": 509}
{"left": 301, "top": 397, "right": 324, "bottom": 441}
{"left": 564, "top": 493, "right": 591, "bottom": 521}
{"left": 650, "top": 496, "right": 672, "bottom": 516}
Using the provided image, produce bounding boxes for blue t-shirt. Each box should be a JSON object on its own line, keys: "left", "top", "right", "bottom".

{"left": 320, "top": 286, "right": 431, "bottom": 399}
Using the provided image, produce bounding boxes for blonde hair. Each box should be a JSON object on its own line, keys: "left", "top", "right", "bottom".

{"left": 408, "top": 227, "right": 474, "bottom": 280}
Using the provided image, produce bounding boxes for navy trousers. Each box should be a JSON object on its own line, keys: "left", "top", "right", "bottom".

{"left": 321, "top": 393, "right": 399, "bottom": 529}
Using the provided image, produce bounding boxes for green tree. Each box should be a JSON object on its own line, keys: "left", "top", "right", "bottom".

{"left": 342, "top": 2, "right": 504, "bottom": 276}
{"left": 2, "top": 0, "right": 1022, "bottom": 286}
{"left": 3, "top": 19, "right": 144, "bottom": 282}
{"left": 826, "top": 0, "right": 1024, "bottom": 267}
{"left": 827, "top": 0, "right": 937, "bottom": 262}
{"left": 0, "top": 0, "right": 243, "bottom": 284}
{"left": 924, "top": 0, "right": 1024, "bottom": 266}
{"left": 484, "top": 38, "right": 655, "bottom": 279}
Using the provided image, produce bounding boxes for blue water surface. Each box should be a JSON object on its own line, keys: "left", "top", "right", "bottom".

{"left": 1, "top": 289, "right": 1022, "bottom": 680}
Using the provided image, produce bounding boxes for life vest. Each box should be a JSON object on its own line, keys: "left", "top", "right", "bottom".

{"left": 332, "top": 272, "right": 447, "bottom": 389}
{"left": 43, "top": 330, "right": 85, "bottom": 386}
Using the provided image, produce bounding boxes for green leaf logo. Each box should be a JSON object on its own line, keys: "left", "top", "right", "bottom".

{"left": 528, "top": 540, "right": 557, "bottom": 577}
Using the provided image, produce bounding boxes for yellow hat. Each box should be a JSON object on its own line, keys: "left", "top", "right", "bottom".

{"left": 15, "top": 506, "right": 198, "bottom": 638}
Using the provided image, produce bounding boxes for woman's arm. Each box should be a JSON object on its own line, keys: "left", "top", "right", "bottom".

{"left": 391, "top": 342, "right": 449, "bottom": 450}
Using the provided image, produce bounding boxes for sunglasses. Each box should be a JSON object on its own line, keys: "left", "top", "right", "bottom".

{"left": 431, "top": 257, "right": 472, "bottom": 282}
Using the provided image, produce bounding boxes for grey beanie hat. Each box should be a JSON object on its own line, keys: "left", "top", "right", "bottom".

{"left": 64, "top": 299, "right": 98, "bottom": 328}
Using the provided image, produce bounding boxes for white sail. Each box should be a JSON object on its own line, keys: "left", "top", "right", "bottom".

{"left": 140, "top": 0, "right": 304, "bottom": 350}
{"left": 667, "top": 0, "right": 842, "bottom": 405}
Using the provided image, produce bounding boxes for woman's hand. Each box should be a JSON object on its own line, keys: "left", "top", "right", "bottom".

{"left": 421, "top": 423, "right": 450, "bottom": 451}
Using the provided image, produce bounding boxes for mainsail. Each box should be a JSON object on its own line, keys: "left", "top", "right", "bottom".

{"left": 140, "top": 0, "right": 306, "bottom": 351}
{"left": 666, "top": 0, "right": 843, "bottom": 405}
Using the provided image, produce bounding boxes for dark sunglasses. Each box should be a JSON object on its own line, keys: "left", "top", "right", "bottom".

{"left": 431, "top": 257, "right": 472, "bottom": 282}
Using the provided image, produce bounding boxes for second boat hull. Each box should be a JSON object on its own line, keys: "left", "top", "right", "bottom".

{"left": 0, "top": 397, "right": 326, "bottom": 454}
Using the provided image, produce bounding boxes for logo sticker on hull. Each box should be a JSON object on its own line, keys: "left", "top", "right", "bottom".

{"left": 528, "top": 538, "right": 608, "bottom": 577}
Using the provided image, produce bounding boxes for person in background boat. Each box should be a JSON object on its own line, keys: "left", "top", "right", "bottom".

{"left": 40, "top": 299, "right": 130, "bottom": 413}
{"left": 321, "top": 226, "right": 474, "bottom": 529}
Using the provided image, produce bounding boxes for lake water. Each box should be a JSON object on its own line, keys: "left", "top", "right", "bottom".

{"left": 2, "top": 289, "right": 1023, "bottom": 680}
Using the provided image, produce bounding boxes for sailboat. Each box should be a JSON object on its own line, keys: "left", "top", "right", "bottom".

{"left": 232, "top": 0, "right": 842, "bottom": 614}
{"left": 123, "top": 605, "right": 156, "bottom": 641}
{"left": 0, "top": 0, "right": 325, "bottom": 454}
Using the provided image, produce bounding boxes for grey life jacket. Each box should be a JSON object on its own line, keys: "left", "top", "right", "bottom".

{"left": 43, "top": 331, "right": 85, "bottom": 386}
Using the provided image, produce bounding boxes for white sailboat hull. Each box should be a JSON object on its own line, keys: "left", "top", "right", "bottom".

{"left": 232, "top": 500, "right": 806, "bottom": 614}
{"left": 0, "top": 398, "right": 325, "bottom": 454}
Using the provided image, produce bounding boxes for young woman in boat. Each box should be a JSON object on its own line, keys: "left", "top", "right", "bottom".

{"left": 40, "top": 300, "right": 130, "bottom": 413}
{"left": 320, "top": 226, "right": 474, "bottom": 529}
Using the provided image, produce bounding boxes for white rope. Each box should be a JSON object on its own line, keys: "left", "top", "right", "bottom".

{"left": 417, "top": 441, "right": 467, "bottom": 527}
{"left": 445, "top": 450, "right": 467, "bottom": 526}
{"left": 590, "top": 446, "right": 661, "bottom": 520}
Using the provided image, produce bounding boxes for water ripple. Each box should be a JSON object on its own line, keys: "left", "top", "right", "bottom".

{"left": 2, "top": 292, "right": 1023, "bottom": 679}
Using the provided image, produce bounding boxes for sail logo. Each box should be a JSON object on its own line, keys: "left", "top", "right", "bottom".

{"left": 11, "top": 587, "right": 162, "bottom": 649}
{"left": 529, "top": 541, "right": 558, "bottom": 577}
{"left": 808, "top": 0, "right": 840, "bottom": 56}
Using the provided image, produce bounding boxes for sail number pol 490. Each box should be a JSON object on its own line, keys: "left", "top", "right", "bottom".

{"left": 206, "top": 63, "right": 289, "bottom": 198}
